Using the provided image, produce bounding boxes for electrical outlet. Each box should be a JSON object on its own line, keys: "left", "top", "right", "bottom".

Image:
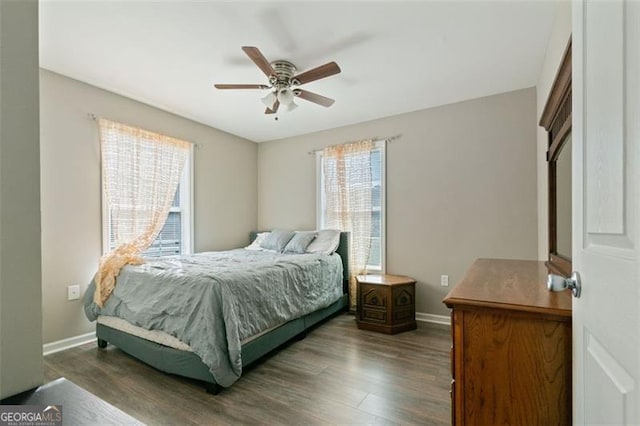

{"left": 67, "top": 285, "right": 80, "bottom": 301}
{"left": 440, "top": 275, "right": 449, "bottom": 287}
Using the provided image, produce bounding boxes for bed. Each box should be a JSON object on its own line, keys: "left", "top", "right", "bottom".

{"left": 83, "top": 231, "right": 349, "bottom": 394}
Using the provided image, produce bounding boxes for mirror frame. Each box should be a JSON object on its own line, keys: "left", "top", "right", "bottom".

{"left": 540, "top": 38, "right": 572, "bottom": 277}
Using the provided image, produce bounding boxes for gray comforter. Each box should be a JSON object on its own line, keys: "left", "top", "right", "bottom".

{"left": 84, "top": 249, "right": 343, "bottom": 387}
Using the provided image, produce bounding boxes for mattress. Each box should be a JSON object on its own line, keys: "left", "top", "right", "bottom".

{"left": 97, "top": 315, "right": 193, "bottom": 351}
{"left": 97, "top": 315, "right": 283, "bottom": 352}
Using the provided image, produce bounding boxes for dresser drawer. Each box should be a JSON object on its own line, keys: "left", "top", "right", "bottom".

{"left": 450, "top": 379, "right": 456, "bottom": 426}
{"left": 450, "top": 346, "right": 454, "bottom": 378}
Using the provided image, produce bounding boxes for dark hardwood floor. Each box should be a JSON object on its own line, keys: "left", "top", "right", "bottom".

{"left": 45, "top": 314, "right": 451, "bottom": 425}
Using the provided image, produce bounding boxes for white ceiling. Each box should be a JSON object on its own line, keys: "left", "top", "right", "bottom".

{"left": 39, "top": 1, "right": 557, "bottom": 143}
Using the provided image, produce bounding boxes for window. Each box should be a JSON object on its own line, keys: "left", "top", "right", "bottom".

{"left": 140, "top": 165, "right": 193, "bottom": 257}
{"left": 317, "top": 140, "right": 385, "bottom": 271}
{"left": 101, "top": 125, "right": 193, "bottom": 258}
{"left": 369, "top": 148, "right": 384, "bottom": 270}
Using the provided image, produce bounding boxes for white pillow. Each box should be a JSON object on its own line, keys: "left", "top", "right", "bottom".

{"left": 245, "top": 232, "right": 270, "bottom": 250}
{"left": 306, "top": 229, "right": 341, "bottom": 255}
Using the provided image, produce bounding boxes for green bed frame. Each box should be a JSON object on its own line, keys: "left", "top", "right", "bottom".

{"left": 96, "top": 232, "right": 350, "bottom": 394}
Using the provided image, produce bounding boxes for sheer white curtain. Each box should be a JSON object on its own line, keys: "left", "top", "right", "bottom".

{"left": 323, "top": 139, "right": 373, "bottom": 310}
{"left": 94, "top": 119, "right": 190, "bottom": 306}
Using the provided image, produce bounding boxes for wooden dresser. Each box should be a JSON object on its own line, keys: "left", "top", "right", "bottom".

{"left": 443, "top": 259, "right": 572, "bottom": 425}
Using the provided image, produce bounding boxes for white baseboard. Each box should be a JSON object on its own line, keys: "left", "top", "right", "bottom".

{"left": 42, "top": 314, "right": 447, "bottom": 356}
{"left": 43, "top": 332, "right": 96, "bottom": 356}
{"left": 415, "top": 312, "right": 450, "bottom": 326}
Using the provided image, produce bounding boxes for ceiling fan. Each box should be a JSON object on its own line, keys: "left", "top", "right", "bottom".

{"left": 214, "top": 46, "right": 341, "bottom": 114}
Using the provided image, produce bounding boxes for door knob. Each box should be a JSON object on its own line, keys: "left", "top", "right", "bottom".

{"left": 547, "top": 271, "right": 581, "bottom": 298}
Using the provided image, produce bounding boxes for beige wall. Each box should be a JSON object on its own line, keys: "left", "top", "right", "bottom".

{"left": 536, "top": 1, "right": 572, "bottom": 260}
{"left": 40, "top": 70, "right": 258, "bottom": 343}
{"left": 258, "top": 88, "right": 538, "bottom": 317}
{"left": 0, "top": 0, "right": 43, "bottom": 398}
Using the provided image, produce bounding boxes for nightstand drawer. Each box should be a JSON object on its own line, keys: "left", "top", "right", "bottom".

{"left": 362, "top": 308, "right": 387, "bottom": 323}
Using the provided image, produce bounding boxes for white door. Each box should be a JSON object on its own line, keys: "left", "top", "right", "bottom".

{"left": 572, "top": 0, "right": 639, "bottom": 424}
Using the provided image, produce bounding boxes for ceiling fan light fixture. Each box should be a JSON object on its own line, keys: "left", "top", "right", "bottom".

{"left": 277, "top": 87, "right": 295, "bottom": 106}
{"left": 261, "top": 91, "right": 276, "bottom": 107}
{"left": 284, "top": 101, "right": 298, "bottom": 112}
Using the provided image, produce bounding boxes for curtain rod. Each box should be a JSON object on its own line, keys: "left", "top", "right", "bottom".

{"left": 307, "top": 134, "right": 402, "bottom": 155}
{"left": 87, "top": 113, "right": 202, "bottom": 148}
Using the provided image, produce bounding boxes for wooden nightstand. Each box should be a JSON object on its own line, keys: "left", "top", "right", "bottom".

{"left": 356, "top": 274, "right": 417, "bottom": 334}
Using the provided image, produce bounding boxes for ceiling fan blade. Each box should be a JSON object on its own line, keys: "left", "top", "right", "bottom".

{"left": 214, "top": 84, "right": 269, "bottom": 90}
{"left": 242, "top": 46, "right": 276, "bottom": 78}
{"left": 295, "top": 89, "right": 335, "bottom": 107}
{"left": 292, "top": 62, "right": 341, "bottom": 85}
{"left": 265, "top": 100, "right": 280, "bottom": 114}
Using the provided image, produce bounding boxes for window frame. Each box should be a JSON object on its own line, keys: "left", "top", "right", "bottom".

{"left": 101, "top": 142, "right": 194, "bottom": 257}
{"left": 316, "top": 140, "right": 386, "bottom": 272}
